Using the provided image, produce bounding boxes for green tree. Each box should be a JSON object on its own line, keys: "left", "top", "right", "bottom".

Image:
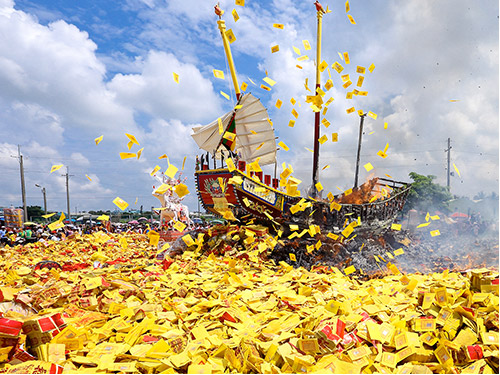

{"left": 404, "top": 172, "right": 453, "bottom": 214}
{"left": 26, "top": 205, "right": 45, "bottom": 221}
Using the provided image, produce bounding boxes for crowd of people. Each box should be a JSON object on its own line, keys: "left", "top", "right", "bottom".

{"left": 0, "top": 216, "right": 215, "bottom": 247}
{"left": 0, "top": 221, "right": 155, "bottom": 247}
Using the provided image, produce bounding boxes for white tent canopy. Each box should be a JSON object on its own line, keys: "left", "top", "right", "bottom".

{"left": 191, "top": 93, "right": 277, "bottom": 166}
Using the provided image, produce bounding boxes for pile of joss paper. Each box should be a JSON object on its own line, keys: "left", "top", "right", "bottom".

{"left": 0, "top": 230, "right": 498, "bottom": 374}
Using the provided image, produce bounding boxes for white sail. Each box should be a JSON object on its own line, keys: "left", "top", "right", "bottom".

{"left": 191, "top": 93, "right": 277, "bottom": 166}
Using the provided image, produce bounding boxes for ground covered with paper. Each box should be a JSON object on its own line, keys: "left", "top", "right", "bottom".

{"left": 0, "top": 230, "right": 498, "bottom": 374}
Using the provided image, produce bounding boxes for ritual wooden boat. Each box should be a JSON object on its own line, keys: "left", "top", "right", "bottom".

{"left": 191, "top": 3, "right": 411, "bottom": 232}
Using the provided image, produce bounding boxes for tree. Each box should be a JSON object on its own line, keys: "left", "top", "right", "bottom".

{"left": 473, "top": 191, "right": 486, "bottom": 200}
{"left": 403, "top": 172, "right": 453, "bottom": 214}
{"left": 26, "top": 205, "right": 45, "bottom": 221}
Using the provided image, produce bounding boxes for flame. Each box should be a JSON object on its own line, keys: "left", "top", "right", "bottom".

{"left": 336, "top": 177, "right": 380, "bottom": 204}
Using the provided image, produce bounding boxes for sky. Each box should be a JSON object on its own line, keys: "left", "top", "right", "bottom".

{"left": 0, "top": 0, "right": 498, "bottom": 216}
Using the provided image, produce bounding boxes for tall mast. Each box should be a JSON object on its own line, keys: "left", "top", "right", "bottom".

{"left": 311, "top": 1, "right": 327, "bottom": 197}
{"left": 215, "top": 4, "right": 241, "bottom": 101}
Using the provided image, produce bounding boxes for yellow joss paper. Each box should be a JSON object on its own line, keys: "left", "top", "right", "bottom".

{"left": 430, "top": 230, "right": 441, "bottom": 237}
{"left": 120, "top": 152, "right": 136, "bottom": 159}
{"left": 363, "top": 162, "right": 373, "bottom": 172}
{"left": 50, "top": 164, "right": 63, "bottom": 173}
{"left": 136, "top": 147, "right": 144, "bottom": 159}
{"left": 165, "top": 164, "right": 178, "bottom": 178}
{"left": 344, "top": 265, "right": 356, "bottom": 275}
{"left": 394, "top": 248, "right": 404, "bottom": 256}
{"left": 175, "top": 183, "right": 189, "bottom": 198}
{"left": 315, "top": 182, "right": 323, "bottom": 192}
{"left": 347, "top": 14, "right": 356, "bottom": 24}
{"left": 278, "top": 141, "right": 289, "bottom": 151}
{"left": 150, "top": 165, "right": 161, "bottom": 176}
{"left": 125, "top": 134, "right": 140, "bottom": 145}
{"left": 391, "top": 223, "right": 401, "bottom": 231}
{"left": 235, "top": 0, "right": 245, "bottom": 6}
{"left": 241, "top": 82, "right": 248, "bottom": 91}
{"left": 367, "top": 111, "right": 378, "bottom": 120}
{"left": 318, "top": 60, "right": 328, "bottom": 72}
{"left": 343, "top": 52, "right": 350, "bottom": 64}
{"left": 213, "top": 69, "right": 225, "bottom": 79}
{"left": 85, "top": 174, "right": 92, "bottom": 181}
{"left": 289, "top": 253, "right": 296, "bottom": 262}
{"left": 182, "top": 234, "right": 195, "bottom": 247}
{"left": 291, "top": 109, "right": 299, "bottom": 119}
{"left": 453, "top": 163, "right": 461, "bottom": 178}
{"left": 148, "top": 230, "right": 160, "bottom": 246}
{"left": 345, "top": 0, "right": 350, "bottom": 12}
{"left": 260, "top": 84, "right": 271, "bottom": 91}
{"left": 318, "top": 135, "right": 328, "bottom": 144}
{"left": 173, "top": 221, "right": 186, "bottom": 232}
{"left": 113, "top": 197, "right": 129, "bottom": 211}
{"left": 48, "top": 221, "right": 64, "bottom": 231}
{"left": 263, "top": 77, "right": 276, "bottom": 86}
{"left": 273, "top": 23, "right": 284, "bottom": 29}
{"left": 288, "top": 120, "right": 295, "bottom": 127}
{"left": 226, "top": 158, "right": 236, "bottom": 172}
{"left": 42, "top": 213, "right": 56, "bottom": 219}
{"left": 225, "top": 29, "right": 236, "bottom": 43}
{"left": 271, "top": 45, "right": 279, "bottom": 53}
{"left": 220, "top": 91, "right": 230, "bottom": 100}
{"left": 302, "top": 40, "right": 311, "bottom": 50}
{"left": 172, "top": 72, "right": 179, "bottom": 83}
{"left": 368, "top": 63, "right": 375, "bottom": 73}
{"left": 94, "top": 135, "right": 103, "bottom": 145}
{"left": 346, "top": 107, "right": 355, "bottom": 114}
{"left": 231, "top": 8, "right": 239, "bottom": 22}
{"left": 275, "top": 99, "right": 282, "bottom": 108}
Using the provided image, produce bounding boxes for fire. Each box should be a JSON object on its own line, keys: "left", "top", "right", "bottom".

{"left": 336, "top": 178, "right": 380, "bottom": 204}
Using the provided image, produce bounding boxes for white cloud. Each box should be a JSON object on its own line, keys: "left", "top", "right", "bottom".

{"left": 108, "top": 51, "right": 222, "bottom": 123}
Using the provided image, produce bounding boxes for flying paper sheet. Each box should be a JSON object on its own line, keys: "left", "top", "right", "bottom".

{"left": 225, "top": 29, "right": 236, "bottom": 43}
{"left": 231, "top": 8, "right": 239, "bottom": 22}
{"left": 165, "top": 164, "right": 178, "bottom": 179}
{"left": 213, "top": 69, "right": 225, "bottom": 79}
{"left": 172, "top": 72, "right": 179, "bottom": 83}
{"left": 94, "top": 135, "right": 103, "bottom": 145}
{"left": 220, "top": 91, "right": 230, "bottom": 100}
{"left": 113, "top": 197, "right": 129, "bottom": 211}
{"left": 271, "top": 45, "right": 279, "bottom": 53}
{"left": 278, "top": 141, "right": 289, "bottom": 151}
{"left": 120, "top": 153, "right": 136, "bottom": 159}
{"left": 150, "top": 165, "right": 160, "bottom": 175}
{"left": 50, "top": 164, "right": 63, "bottom": 173}
{"left": 273, "top": 23, "right": 284, "bottom": 29}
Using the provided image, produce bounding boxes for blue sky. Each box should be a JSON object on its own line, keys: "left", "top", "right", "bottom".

{"left": 0, "top": 0, "right": 498, "bottom": 216}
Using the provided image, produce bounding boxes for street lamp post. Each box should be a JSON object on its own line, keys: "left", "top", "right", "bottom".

{"left": 34, "top": 184, "right": 47, "bottom": 215}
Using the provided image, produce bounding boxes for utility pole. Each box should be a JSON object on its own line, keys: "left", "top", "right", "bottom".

{"left": 35, "top": 184, "right": 47, "bottom": 215}
{"left": 62, "top": 167, "right": 73, "bottom": 222}
{"left": 445, "top": 138, "right": 452, "bottom": 191}
{"left": 354, "top": 113, "right": 366, "bottom": 188}
{"left": 18, "top": 146, "right": 28, "bottom": 222}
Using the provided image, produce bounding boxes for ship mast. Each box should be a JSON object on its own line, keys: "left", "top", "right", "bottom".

{"left": 311, "top": 1, "right": 327, "bottom": 198}
{"left": 215, "top": 4, "right": 241, "bottom": 101}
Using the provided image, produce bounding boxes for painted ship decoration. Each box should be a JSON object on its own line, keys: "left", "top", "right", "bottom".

{"left": 191, "top": 3, "right": 411, "bottom": 233}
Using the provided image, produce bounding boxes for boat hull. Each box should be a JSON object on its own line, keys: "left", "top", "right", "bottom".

{"left": 195, "top": 168, "right": 411, "bottom": 232}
